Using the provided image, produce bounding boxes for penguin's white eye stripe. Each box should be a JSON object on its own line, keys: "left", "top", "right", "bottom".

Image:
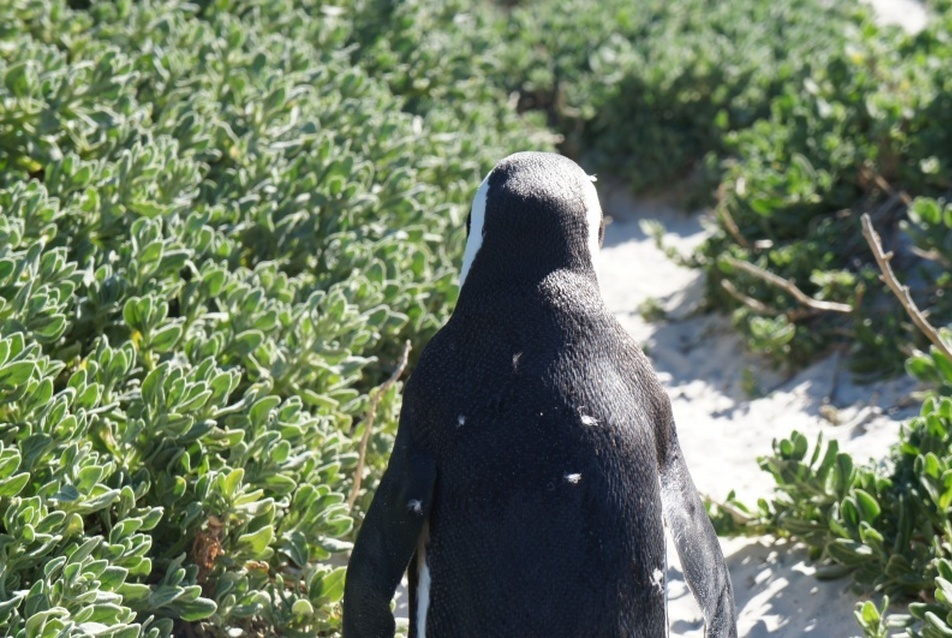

{"left": 582, "top": 179, "right": 603, "bottom": 284}
{"left": 459, "top": 173, "right": 490, "bottom": 287}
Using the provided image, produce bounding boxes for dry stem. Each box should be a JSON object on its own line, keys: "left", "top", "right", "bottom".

{"left": 859, "top": 165, "right": 913, "bottom": 207}
{"left": 715, "top": 181, "right": 751, "bottom": 249}
{"left": 720, "top": 279, "right": 775, "bottom": 315}
{"left": 860, "top": 213, "right": 952, "bottom": 362}
{"left": 348, "top": 339, "right": 412, "bottom": 510}
{"left": 724, "top": 256, "right": 853, "bottom": 314}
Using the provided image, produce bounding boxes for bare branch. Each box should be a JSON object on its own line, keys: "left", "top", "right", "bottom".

{"left": 715, "top": 181, "right": 751, "bottom": 249}
{"left": 910, "top": 245, "right": 952, "bottom": 269}
{"left": 720, "top": 279, "right": 776, "bottom": 315}
{"left": 348, "top": 339, "right": 412, "bottom": 511}
{"left": 724, "top": 256, "right": 854, "bottom": 314}
{"left": 861, "top": 213, "right": 952, "bottom": 363}
{"left": 718, "top": 207, "right": 752, "bottom": 250}
{"left": 859, "top": 165, "right": 913, "bottom": 207}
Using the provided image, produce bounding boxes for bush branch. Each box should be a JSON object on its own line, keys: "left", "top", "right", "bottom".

{"left": 860, "top": 213, "right": 952, "bottom": 362}
{"left": 348, "top": 339, "right": 412, "bottom": 510}
{"left": 720, "top": 279, "right": 776, "bottom": 315}
{"left": 859, "top": 165, "right": 913, "bottom": 207}
{"left": 724, "top": 256, "right": 854, "bottom": 314}
{"left": 715, "top": 181, "right": 751, "bottom": 250}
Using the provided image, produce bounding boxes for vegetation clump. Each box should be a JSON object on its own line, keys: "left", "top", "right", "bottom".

{"left": 692, "top": 8, "right": 952, "bottom": 373}
{"left": 711, "top": 341, "right": 952, "bottom": 636}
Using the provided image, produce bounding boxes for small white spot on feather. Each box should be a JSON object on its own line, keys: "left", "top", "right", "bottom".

{"left": 407, "top": 499, "right": 423, "bottom": 515}
{"left": 651, "top": 568, "right": 664, "bottom": 595}
{"left": 581, "top": 414, "right": 598, "bottom": 426}
{"left": 564, "top": 473, "right": 582, "bottom": 484}
{"left": 456, "top": 414, "right": 466, "bottom": 428}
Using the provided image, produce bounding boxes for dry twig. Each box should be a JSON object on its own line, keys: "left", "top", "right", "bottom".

{"left": 720, "top": 279, "right": 774, "bottom": 315}
{"left": 348, "top": 339, "right": 412, "bottom": 510}
{"left": 911, "top": 245, "right": 952, "bottom": 269}
{"left": 724, "top": 256, "right": 853, "bottom": 314}
{"left": 859, "top": 165, "right": 913, "bottom": 207}
{"left": 715, "top": 181, "right": 751, "bottom": 250}
{"left": 860, "top": 213, "right": 952, "bottom": 362}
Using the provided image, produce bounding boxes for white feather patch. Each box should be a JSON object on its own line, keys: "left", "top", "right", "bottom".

{"left": 581, "top": 177, "right": 603, "bottom": 284}
{"left": 459, "top": 174, "right": 490, "bottom": 288}
{"left": 416, "top": 522, "right": 431, "bottom": 638}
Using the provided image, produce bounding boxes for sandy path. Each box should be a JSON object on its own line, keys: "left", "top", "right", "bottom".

{"left": 597, "top": 182, "right": 920, "bottom": 637}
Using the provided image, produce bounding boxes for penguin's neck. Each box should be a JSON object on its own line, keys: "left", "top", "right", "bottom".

{"left": 457, "top": 264, "right": 602, "bottom": 312}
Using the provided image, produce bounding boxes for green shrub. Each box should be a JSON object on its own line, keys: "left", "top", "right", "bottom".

{"left": 694, "top": 6, "right": 952, "bottom": 372}
{"left": 335, "top": 0, "right": 864, "bottom": 196}
{"left": 0, "top": 0, "right": 547, "bottom": 635}
{"left": 484, "top": 0, "right": 861, "bottom": 194}
{"left": 715, "top": 335, "right": 952, "bottom": 635}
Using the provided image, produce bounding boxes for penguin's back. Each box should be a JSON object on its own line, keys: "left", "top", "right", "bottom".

{"left": 404, "top": 270, "right": 670, "bottom": 637}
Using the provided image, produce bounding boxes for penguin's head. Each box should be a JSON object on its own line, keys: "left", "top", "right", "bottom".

{"left": 459, "top": 152, "right": 605, "bottom": 290}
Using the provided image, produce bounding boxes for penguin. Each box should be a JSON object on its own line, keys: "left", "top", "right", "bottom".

{"left": 343, "top": 151, "right": 737, "bottom": 638}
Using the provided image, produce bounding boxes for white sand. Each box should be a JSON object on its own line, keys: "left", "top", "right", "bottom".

{"left": 597, "top": 182, "right": 920, "bottom": 637}
{"left": 863, "top": 0, "right": 929, "bottom": 32}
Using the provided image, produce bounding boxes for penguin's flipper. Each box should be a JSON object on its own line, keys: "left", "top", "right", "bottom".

{"left": 343, "top": 430, "right": 436, "bottom": 638}
{"left": 659, "top": 420, "right": 738, "bottom": 638}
